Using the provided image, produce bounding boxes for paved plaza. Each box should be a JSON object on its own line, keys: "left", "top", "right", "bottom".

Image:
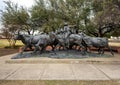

{"left": 0, "top": 53, "right": 120, "bottom": 80}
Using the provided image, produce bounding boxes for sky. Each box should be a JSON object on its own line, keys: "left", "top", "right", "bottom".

{"left": 0, "top": 0, "right": 34, "bottom": 9}
{"left": 0, "top": 0, "right": 34, "bottom": 30}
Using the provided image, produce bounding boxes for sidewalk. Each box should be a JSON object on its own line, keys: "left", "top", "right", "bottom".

{"left": 0, "top": 53, "right": 120, "bottom": 80}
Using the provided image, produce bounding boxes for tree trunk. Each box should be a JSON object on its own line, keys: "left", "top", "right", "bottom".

{"left": 7, "top": 38, "right": 16, "bottom": 48}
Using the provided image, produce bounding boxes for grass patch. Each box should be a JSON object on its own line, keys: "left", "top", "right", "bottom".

{"left": 0, "top": 80, "right": 119, "bottom": 85}
{"left": 0, "top": 39, "right": 23, "bottom": 48}
{"left": 0, "top": 39, "right": 23, "bottom": 56}
{"left": 109, "top": 42, "right": 120, "bottom": 47}
{"left": 0, "top": 39, "right": 120, "bottom": 48}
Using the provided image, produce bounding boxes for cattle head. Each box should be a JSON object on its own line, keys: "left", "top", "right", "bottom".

{"left": 14, "top": 34, "right": 23, "bottom": 40}
{"left": 83, "top": 37, "right": 93, "bottom": 46}
{"left": 49, "top": 32, "right": 57, "bottom": 41}
{"left": 14, "top": 30, "right": 23, "bottom": 40}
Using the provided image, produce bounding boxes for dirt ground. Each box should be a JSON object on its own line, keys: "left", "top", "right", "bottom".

{"left": 0, "top": 48, "right": 18, "bottom": 57}
{"left": 0, "top": 80, "right": 119, "bottom": 85}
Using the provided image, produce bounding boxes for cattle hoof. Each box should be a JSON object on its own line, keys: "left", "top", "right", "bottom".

{"left": 81, "top": 52, "right": 86, "bottom": 55}
{"left": 19, "top": 52, "right": 23, "bottom": 55}
{"left": 54, "top": 52, "right": 57, "bottom": 55}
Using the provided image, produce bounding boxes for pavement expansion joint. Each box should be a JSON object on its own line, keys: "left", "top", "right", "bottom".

{"left": 92, "top": 65, "right": 112, "bottom": 80}
{"left": 4, "top": 65, "right": 23, "bottom": 80}
{"left": 39, "top": 64, "right": 48, "bottom": 79}
{"left": 69, "top": 64, "right": 77, "bottom": 80}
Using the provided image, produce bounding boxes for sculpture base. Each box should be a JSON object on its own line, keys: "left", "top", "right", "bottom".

{"left": 11, "top": 50, "right": 112, "bottom": 59}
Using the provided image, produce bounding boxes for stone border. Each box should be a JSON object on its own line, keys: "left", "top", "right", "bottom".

{"left": 6, "top": 58, "right": 120, "bottom": 64}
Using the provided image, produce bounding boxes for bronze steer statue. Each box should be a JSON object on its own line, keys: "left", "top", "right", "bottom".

{"left": 14, "top": 32, "right": 58, "bottom": 54}
{"left": 68, "top": 34, "right": 84, "bottom": 50}
{"left": 78, "top": 33, "right": 114, "bottom": 55}
{"left": 14, "top": 30, "right": 114, "bottom": 56}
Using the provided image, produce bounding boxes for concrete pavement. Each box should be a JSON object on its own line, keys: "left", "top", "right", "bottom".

{"left": 0, "top": 53, "right": 120, "bottom": 80}
{"left": 0, "top": 64, "right": 120, "bottom": 80}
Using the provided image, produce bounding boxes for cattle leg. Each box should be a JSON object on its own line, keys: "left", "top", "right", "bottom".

{"left": 58, "top": 46, "right": 61, "bottom": 50}
{"left": 108, "top": 46, "right": 114, "bottom": 56}
{"left": 98, "top": 48, "right": 101, "bottom": 54}
{"left": 50, "top": 45, "right": 57, "bottom": 54}
{"left": 79, "top": 44, "right": 86, "bottom": 55}
{"left": 40, "top": 47, "right": 44, "bottom": 54}
{"left": 98, "top": 47, "right": 104, "bottom": 55}
{"left": 33, "top": 42, "right": 42, "bottom": 54}
{"left": 98, "top": 47, "right": 103, "bottom": 54}
{"left": 28, "top": 45, "right": 32, "bottom": 50}
{"left": 69, "top": 45, "right": 73, "bottom": 50}
{"left": 33, "top": 46, "right": 39, "bottom": 53}
{"left": 101, "top": 48, "right": 104, "bottom": 54}
{"left": 20, "top": 45, "right": 28, "bottom": 54}
{"left": 51, "top": 45, "right": 55, "bottom": 51}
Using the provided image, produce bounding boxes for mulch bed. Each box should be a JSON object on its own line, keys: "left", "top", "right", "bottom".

{"left": 0, "top": 46, "right": 120, "bottom": 57}
{"left": 0, "top": 48, "right": 19, "bottom": 57}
